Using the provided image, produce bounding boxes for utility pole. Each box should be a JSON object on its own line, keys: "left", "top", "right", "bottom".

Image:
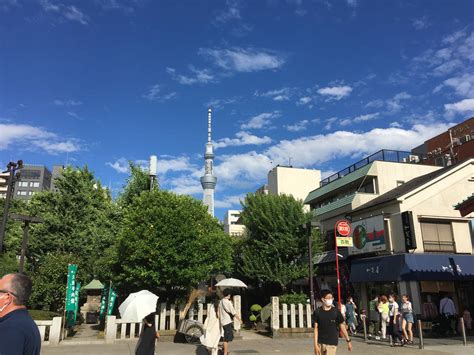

{"left": 306, "top": 222, "right": 315, "bottom": 311}
{"left": 0, "top": 160, "right": 23, "bottom": 252}
{"left": 10, "top": 214, "right": 43, "bottom": 272}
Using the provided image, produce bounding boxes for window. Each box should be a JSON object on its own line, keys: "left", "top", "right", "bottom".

{"left": 21, "top": 170, "right": 41, "bottom": 180}
{"left": 32, "top": 182, "right": 40, "bottom": 188}
{"left": 421, "top": 221, "right": 455, "bottom": 252}
{"left": 17, "top": 190, "right": 27, "bottom": 196}
{"left": 18, "top": 181, "right": 28, "bottom": 187}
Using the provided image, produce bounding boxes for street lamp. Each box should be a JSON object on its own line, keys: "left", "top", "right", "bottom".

{"left": 9, "top": 214, "right": 43, "bottom": 272}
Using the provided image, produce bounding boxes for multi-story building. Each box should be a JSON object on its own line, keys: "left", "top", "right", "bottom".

{"left": 267, "top": 165, "right": 321, "bottom": 211}
{"left": 223, "top": 210, "right": 246, "bottom": 237}
{"left": 14, "top": 165, "right": 52, "bottom": 200}
{"left": 412, "top": 117, "right": 474, "bottom": 167}
{"left": 51, "top": 165, "right": 64, "bottom": 192}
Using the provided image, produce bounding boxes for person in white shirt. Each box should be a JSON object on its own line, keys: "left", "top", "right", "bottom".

{"left": 218, "top": 289, "right": 242, "bottom": 355}
{"left": 439, "top": 294, "right": 457, "bottom": 335}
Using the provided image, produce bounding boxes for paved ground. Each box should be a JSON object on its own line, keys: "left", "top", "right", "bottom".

{"left": 42, "top": 334, "right": 474, "bottom": 355}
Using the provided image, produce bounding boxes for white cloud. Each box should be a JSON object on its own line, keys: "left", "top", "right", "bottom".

{"left": 442, "top": 30, "right": 466, "bottom": 44}
{"left": 0, "top": 123, "right": 81, "bottom": 154}
{"left": 412, "top": 16, "right": 429, "bottom": 30}
{"left": 266, "top": 123, "right": 450, "bottom": 168}
{"left": 215, "top": 131, "right": 272, "bottom": 149}
{"left": 215, "top": 0, "right": 241, "bottom": 23}
{"left": 324, "top": 117, "right": 339, "bottom": 130}
{"left": 442, "top": 73, "right": 474, "bottom": 98}
{"left": 241, "top": 111, "right": 280, "bottom": 130}
{"left": 297, "top": 96, "right": 313, "bottom": 106}
{"left": 255, "top": 87, "right": 292, "bottom": 101}
{"left": 317, "top": 85, "right": 352, "bottom": 101}
{"left": 340, "top": 113, "right": 380, "bottom": 126}
{"left": 445, "top": 98, "right": 474, "bottom": 117}
{"left": 40, "top": 0, "right": 88, "bottom": 25}
{"left": 216, "top": 152, "right": 273, "bottom": 184}
{"left": 54, "top": 99, "right": 82, "bottom": 106}
{"left": 96, "top": 0, "right": 140, "bottom": 13}
{"left": 386, "top": 91, "right": 412, "bottom": 113}
{"left": 106, "top": 159, "right": 130, "bottom": 174}
{"left": 285, "top": 120, "right": 309, "bottom": 132}
{"left": 167, "top": 175, "right": 202, "bottom": 195}
{"left": 66, "top": 111, "right": 80, "bottom": 120}
{"left": 206, "top": 97, "right": 238, "bottom": 110}
{"left": 346, "top": 0, "right": 357, "bottom": 7}
{"left": 199, "top": 47, "right": 285, "bottom": 72}
{"left": 214, "top": 194, "right": 245, "bottom": 209}
{"left": 142, "top": 84, "right": 176, "bottom": 101}
{"left": 168, "top": 66, "right": 215, "bottom": 85}
{"left": 106, "top": 156, "right": 197, "bottom": 175}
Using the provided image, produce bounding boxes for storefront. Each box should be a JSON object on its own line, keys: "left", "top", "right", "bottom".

{"left": 350, "top": 253, "right": 474, "bottom": 320}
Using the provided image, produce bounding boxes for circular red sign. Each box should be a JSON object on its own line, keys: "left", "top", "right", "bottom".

{"left": 336, "top": 220, "right": 352, "bottom": 237}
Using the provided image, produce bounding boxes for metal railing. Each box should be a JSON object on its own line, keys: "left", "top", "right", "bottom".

{"left": 320, "top": 150, "right": 423, "bottom": 187}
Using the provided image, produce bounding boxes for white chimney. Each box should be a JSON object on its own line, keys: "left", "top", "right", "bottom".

{"left": 149, "top": 155, "right": 157, "bottom": 177}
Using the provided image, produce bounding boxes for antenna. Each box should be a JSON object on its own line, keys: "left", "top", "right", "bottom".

{"left": 208, "top": 108, "right": 212, "bottom": 143}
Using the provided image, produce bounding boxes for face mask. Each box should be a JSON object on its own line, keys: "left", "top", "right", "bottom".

{"left": 0, "top": 294, "right": 11, "bottom": 314}
{"left": 323, "top": 299, "right": 334, "bottom": 306}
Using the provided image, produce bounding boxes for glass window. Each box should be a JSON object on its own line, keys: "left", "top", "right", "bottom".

{"left": 421, "top": 221, "right": 455, "bottom": 252}
{"left": 32, "top": 182, "right": 40, "bottom": 188}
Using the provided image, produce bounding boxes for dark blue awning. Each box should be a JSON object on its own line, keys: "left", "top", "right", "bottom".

{"left": 350, "top": 254, "right": 474, "bottom": 283}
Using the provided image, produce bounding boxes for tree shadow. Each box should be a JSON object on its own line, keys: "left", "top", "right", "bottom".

{"left": 195, "top": 345, "right": 210, "bottom": 355}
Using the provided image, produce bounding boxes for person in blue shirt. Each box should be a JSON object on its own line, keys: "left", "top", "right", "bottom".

{"left": 0, "top": 273, "right": 41, "bottom": 355}
{"left": 345, "top": 297, "right": 357, "bottom": 335}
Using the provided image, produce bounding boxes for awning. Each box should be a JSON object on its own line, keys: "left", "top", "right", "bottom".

{"left": 350, "top": 253, "right": 474, "bottom": 283}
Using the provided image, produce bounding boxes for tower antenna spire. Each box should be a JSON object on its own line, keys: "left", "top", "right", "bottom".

{"left": 201, "top": 108, "right": 217, "bottom": 217}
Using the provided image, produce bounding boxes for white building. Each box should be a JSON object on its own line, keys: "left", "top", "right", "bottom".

{"left": 224, "top": 210, "right": 246, "bottom": 237}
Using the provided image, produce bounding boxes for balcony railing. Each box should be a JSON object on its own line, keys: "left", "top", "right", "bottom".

{"left": 320, "top": 149, "right": 423, "bottom": 187}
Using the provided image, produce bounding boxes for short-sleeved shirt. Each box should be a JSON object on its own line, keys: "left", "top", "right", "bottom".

{"left": 389, "top": 301, "right": 399, "bottom": 317}
{"left": 0, "top": 309, "right": 41, "bottom": 355}
{"left": 218, "top": 298, "right": 236, "bottom": 326}
{"left": 313, "top": 307, "right": 345, "bottom": 346}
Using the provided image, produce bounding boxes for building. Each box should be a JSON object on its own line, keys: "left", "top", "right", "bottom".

{"left": 412, "top": 117, "right": 474, "bottom": 167}
{"left": 347, "top": 158, "right": 474, "bottom": 318}
{"left": 255, "top": 184, "right": 269, "bottom": 195}
{"left": 200, "top": 109, "right": 217, "bottom": 217}
{"left": 14, "top": 165, "right": 52, "bottom": 200}
{"left": 51, "top": 165, "right": 65, "bottom": 192}
{"left": 224, "top": 210, "right": 246, "bottom": 237}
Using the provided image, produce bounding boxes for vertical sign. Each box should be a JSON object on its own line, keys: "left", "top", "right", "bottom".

{"left": 402, "top": 211, "right": 416, "bottom": 251}
{"left": 99, "top": 287, "right": 109, "bottom": 319}
{"left": 73, "top": 282, "right": 81, "bottom": 323}
{"left": 107, "top": 288, "right": 117, "bottom": 315}
{"left": 65, "top": 264, "right": 78, "bottom": 327}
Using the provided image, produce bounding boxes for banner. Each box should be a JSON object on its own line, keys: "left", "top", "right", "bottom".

{"left": 99, "top": 287, "right": 109, "bottom": 319}
{"left": 349, "top": 215, "right": 386, "bottom": 255}
{"left": 65, "top": 264, "right": 78, "bottom": 327}
{"left": 107, "top": 287, "right": 117, "bottom": 315}
{"left": 73, "top": 282, "right": 81, "bottom": 323}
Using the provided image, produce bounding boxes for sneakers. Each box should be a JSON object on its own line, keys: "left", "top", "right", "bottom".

{"left": 375, "top": 336, "right": 381, "bottom": 340}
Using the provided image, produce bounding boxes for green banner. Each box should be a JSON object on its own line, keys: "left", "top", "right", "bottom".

{"left": 99, "top": 287, "right": 109, "bottom": 319}
{"left": 107, "top": 288, "right": 117, "bottom": 316}
{"left": 73, "top": 282, "right": 81, "bottom": 322}
{"left": 65, "top": 264, "right": 78, "bottom": 311}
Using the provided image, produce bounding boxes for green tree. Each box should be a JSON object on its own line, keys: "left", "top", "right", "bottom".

{"left": 117, "top": 162, "right": 158, "bottom": 207}
{"left": 114, "top": 190, "right": 233, "bottom": 298}
{"left": 238, "top": 193, "right": 324, "bottom": 292}
{"left": 26, "top": 166, "right": 119, "bottom": 310}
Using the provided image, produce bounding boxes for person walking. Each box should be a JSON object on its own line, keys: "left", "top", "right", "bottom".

{"left": 0, "top": 273, "right": 41, "bottom": 355}
{"left": 401, "top": 295, "right": 414, "bottom": 344}
{"left": 378, "top": 295, "right": 389, "bottom": 340}
{"left": 345, "top": 297, "right": 357, "bottom": 335}
{"left": 135, "top": 312, "right": 160, "bottom": 355}
{"left": 313, "top": 289, "right": 352, "bottom": 355}
{"left": 439, "top": 293, "right": 457, "bottom": 335}
{"left": 388, "top": 294, "right": 403, "bottom": 346}
{"left": 368, "top": 294, "right": 380, "bottom": 339}
{"left": 218, "top": 289, "right": 242, "bottom": 355}
{"left": 200, "top": 298, "right": 222, "bottom": 355}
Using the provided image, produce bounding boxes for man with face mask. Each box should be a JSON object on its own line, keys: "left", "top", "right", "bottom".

{"left": 313, "top": 289, "right": 352, "bottom": 355}
{"left": 0, "top": 273, "right": 41, "bottom": 355}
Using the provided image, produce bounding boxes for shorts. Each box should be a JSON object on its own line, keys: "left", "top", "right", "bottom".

{"left": 403, "top": 313, "right": 414, "bottom": 323}
{"left": 318, "top": 344, "right": 337, "bottom": 355}
{"left": 223, "top": 323, "right": 234, "bottom": 342}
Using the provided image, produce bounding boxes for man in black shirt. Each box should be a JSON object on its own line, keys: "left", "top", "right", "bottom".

{"left": 313, "top": 289, "right": 352, "bottom": 355}
{"left": 0, "top": 273, "right": 41, "bottom": 355}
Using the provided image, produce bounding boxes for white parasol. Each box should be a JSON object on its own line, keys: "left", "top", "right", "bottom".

{"left": 215, "top": 278, "right": 247, "bottom": 288}
{"left": 118, "top": 290, "right": 159, "bottom": 322}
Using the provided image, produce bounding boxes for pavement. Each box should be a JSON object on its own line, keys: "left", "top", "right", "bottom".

{"left": 41, "top": 331, "right": 474, "bottom": 355}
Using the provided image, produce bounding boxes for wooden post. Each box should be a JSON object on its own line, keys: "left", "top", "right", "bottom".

{"left": 460, "top": 317, "right": 467, "bottom": 346}
{"left": 271, "top": 297, "right": 280, "bottom": 337}
{"left": 298, "top": 304, "right": 304, "bottom": 328}
{"left": 290, "top": 304, "right": 296, "bottom": 329}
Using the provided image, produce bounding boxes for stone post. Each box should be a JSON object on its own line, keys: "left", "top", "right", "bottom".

{"left": 49, "top": 317, "right": 62, "bottom": 345}
{"left": 233, "top": 295, "right": 242, "bottom": 334}
{"left": 271, "top": 296, "right": 280, "bottom": 337}
{"left": 105, "top": 316, "right": 116, "bottom": 344}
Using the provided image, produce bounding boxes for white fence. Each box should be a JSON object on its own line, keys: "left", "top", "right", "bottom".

{"left": 270, "top": 297, "right": 313, "bottom": 337}
{"left": 35, "top": 317, "right": 62, "bottom": 345}
{"left": 105, "top": 295, "right": 241, "bottom": 344}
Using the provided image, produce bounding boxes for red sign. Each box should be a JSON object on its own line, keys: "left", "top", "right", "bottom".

{"left": 336, "top": 220, "right": 352, "bottom": 237}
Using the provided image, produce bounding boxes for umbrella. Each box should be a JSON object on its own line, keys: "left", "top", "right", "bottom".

{"left": 215, "top": 278, "right": 247, "bottom": 288}
{"left": 118, "top": 290, "right": 159, "bottom": 322}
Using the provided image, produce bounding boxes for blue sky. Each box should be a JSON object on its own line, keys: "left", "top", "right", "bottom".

{"left": 1, "top": 0, "right": 473, "bottom": 219}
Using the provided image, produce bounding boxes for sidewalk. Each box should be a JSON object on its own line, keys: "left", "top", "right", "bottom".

{"left": 41, "top": 333, "right": 474, "bottom": 355}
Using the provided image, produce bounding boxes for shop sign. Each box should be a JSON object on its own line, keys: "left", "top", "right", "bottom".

{"left": 349, "top": 215, "right": 386, "bottom": 255}
{"left": 401, "top": 211, "right": 416, "bottom": 251}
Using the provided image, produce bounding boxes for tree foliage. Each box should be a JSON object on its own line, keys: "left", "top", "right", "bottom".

{"left": 117, "top": 162, "right": 158, "bottom": 207}
{"left": 238, "top": 193, "right": 324, "bottom": 291}
{"left": 114, "top": 190, "right": 233, "bottom": 298}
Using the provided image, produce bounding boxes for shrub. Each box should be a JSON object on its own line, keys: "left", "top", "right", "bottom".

{"left": 279, "top": 292, "right": 308, "bottom": 305}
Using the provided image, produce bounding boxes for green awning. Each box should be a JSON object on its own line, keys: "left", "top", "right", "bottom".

{"left": 82, "top": 279, "right": 104, "bottom": 290}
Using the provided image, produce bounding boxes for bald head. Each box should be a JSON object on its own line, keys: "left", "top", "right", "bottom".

{"left": 0, "top": 273, "right": 32, "bottom": 306}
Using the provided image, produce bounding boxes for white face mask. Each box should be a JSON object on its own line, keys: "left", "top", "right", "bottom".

{"left": 323, "top": 299, "right": 334, "bottom": 307}
{"left": 0, "top": 294, "right": 11, "bottom": 314}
